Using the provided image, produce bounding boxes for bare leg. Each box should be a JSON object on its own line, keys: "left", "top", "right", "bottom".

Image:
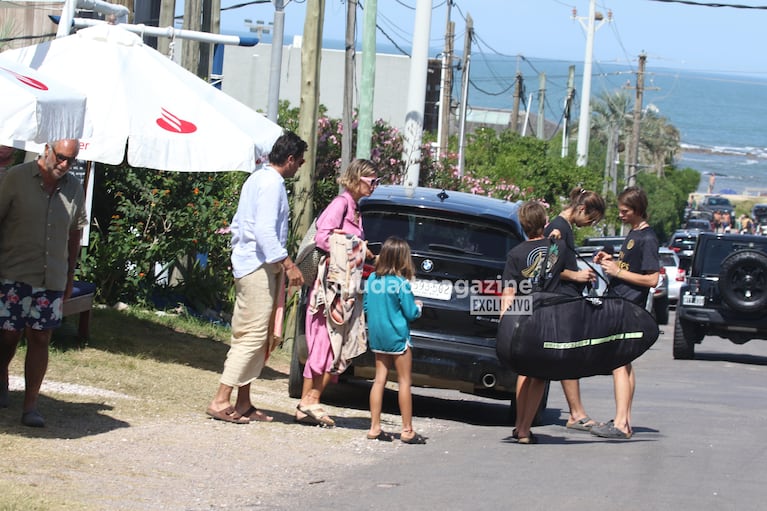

{"left": 612, "top": 363, "right": 634, "bottom": 435}
{"left": 233, "top": 382, "right": 252, "bottom": 410}
{"left": 561, "top": 379, "right": 595, "bottom": 426}
{"left": 22, "top": 328, "right": 52, "bottom": 413}
{"left": 368, "top": 354, "right": 392, "bottom": 437}
{"left": 393, "top": 348, "right": 414, "bottom": 437}
{"left": 0, "top": 330, "right": 23, "bottom": 407}
{"left": 515, "top": 375, "right": 545, "bottom": 439}
{"left": 208, "top": 383, "right": 235, "bottom": 412}
{"left": 298, "top": 372, "right": 332, "bottom": 408}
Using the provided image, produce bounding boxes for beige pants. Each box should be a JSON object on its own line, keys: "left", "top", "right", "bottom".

{"left": 220, "top": 263, "right": 281, "bottom": 387}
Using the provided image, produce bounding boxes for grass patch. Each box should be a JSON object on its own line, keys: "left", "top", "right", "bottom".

{"left": 3, "top": 305, "right": 292, "bottom": 431}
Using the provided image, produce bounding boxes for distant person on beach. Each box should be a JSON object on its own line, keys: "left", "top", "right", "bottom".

{"left": 0, "top": 139, "right": 87, "bottom": 428}
{"left": 708, "top": 173, "right": 716, "bottom": 194}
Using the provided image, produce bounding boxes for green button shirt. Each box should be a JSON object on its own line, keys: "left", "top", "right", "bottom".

{"left": 0, "top": 160, "right": 87, "bottom": 291}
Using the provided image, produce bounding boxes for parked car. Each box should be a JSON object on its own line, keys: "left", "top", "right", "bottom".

{"left": 752, "top": 204, "right": 767, "bottom": 235}
{"left": 659, "top": 247, "right": 683, "bottom": 306}
{"left": 289, "top": 186, "right": 548, "bottom": 422}
{"left": 698, "top": 195, "right": 735, "bottom": 216}
{"left": 573, "top": 244, "right": 667, "bottom": 324}
{"left": 684, "top": 218, "right": 713, "bottom": 232}
{"left": 667, "top": 229, "right": 701, "bottom": 273}
{"left": 673, "top": 232, "right": 767, "bottom": 359}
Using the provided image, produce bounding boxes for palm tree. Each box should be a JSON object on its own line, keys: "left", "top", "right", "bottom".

{"left": 639, "top": 108, "right": 681, "bottom": 178}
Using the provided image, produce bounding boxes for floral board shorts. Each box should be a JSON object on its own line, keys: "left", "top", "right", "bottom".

{"left": 0, "top": 280, "right": 64, "bottom": 331}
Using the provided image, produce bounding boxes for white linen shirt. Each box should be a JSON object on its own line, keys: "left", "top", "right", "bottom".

{"left": 230, "top": 165, "right": 289, "bottom": 278}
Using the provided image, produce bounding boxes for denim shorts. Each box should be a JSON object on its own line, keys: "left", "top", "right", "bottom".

{"left": 0, "top": 280, "right": 64, "bottom": 331}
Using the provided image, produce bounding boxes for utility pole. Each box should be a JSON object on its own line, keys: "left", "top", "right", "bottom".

{"left": 341, "top": 0, "right": 357, "bottom": 171}
{"left": 402, "top": 0, "right": 433, "bottom": 188}
{"left": 198, "top": 0, "right": 221, "bottom": 79}
{"left": 182, "top": 0, "right": 203, "bottom": 76}
{"left": 510, "top": 72, "right": 523, "bottom": 134}
{"left": 266, "top": 0, "right": 286, "bottom": 122}
{"left": 295, "top": 0, "right": 324, "bottom": 234}
{"left": 574, "top": 0, "right": 610, "bottom": 167}
{"left": 456, "top": 13, "right": 472, "bottom": 178}
{"left": 561, "top": 65, "right": 575, "bottom": 157}
{"left": 436, "top": 1, "right": 454, "bottom": 159}
{"left": 158, "top": 0, "right": 176, "bottom": 56}
{"left": 536, "top": 72, "right": 546, "bottom": 140}
{"left": 626, "top": 53, "right": 647, "bottom": 188}
{"left": 356, "top": 0, "right": 377, "bottom": 159}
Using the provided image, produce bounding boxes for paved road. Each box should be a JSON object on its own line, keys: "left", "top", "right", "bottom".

{"left": 274, "top": 310, "right": 767, "bottom": 511}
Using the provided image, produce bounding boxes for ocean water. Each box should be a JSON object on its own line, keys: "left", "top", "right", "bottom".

{"left": 461, "top": 55, "right": 767, "bottom": 196}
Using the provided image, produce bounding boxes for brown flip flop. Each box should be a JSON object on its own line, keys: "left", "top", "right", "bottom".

{"left": 206, "top": 406, "right": 250, "bottom": 424}
{"left": 240, "top": 405, "right": 274, "bottom": 422}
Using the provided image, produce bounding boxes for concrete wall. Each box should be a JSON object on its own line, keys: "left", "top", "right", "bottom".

{"left": 221, "top": 39, "right": 412, "bottom": 129}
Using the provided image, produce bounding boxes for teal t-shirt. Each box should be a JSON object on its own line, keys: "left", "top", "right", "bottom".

{"left": 363, "top": 273, "right": 422, "bottom": 354}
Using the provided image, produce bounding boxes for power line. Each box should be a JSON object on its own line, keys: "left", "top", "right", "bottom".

{"left": 647, "top": 0, "right": 767, "bottom": 8}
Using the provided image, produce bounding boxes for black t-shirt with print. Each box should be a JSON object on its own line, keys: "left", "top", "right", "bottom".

{"left": 503, "top": 238, "right": 566, "bottom": 294}
{"left": 544, "top": 215, "right": 582, "bottom": 297}
{"left": 607, "top": 227, "right": 660, "bottom": 306}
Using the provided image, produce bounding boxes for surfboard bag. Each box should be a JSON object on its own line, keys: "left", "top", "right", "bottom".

{"left": 496, "top": 293, "right": 659, "bottom": 380}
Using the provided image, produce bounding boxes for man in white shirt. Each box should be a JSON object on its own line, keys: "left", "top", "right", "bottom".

{"left": 206, "top": 131, "right": 306, "bottom": 424}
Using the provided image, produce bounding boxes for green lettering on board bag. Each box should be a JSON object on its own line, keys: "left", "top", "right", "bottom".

{"left": 542, "top": 331, "right": 644, "bottom": 350}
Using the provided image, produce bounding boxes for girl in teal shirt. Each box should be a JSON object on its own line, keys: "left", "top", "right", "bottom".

{"left": 363, "top": 237, "right": 424, "bottom": 443}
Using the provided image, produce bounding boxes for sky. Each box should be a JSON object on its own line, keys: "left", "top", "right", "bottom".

{"left": 211, "top": 0, "right": 767, "bottom": 77}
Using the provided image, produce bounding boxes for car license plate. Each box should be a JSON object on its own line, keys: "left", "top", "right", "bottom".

{"left": 412, "top": 279, "right": 452, "bottom": 300}
{"left": 682, "top": 294, "right": 705, "bottom": 306}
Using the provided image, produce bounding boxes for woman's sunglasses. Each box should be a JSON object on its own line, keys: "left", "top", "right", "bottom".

{"left": 361, "top": 176, "right": 381, "bottom": 187}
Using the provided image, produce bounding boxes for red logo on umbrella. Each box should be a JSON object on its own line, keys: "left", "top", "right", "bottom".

{"left": 156, "top": 108, "right": 197, "bottom": 134}
{"left": 0, "top": 67, "right": 48, "bottom": 91}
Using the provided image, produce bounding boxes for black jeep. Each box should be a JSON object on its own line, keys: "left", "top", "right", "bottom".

{"left": 673, "top": 232, "right": 767, "bottom": 359}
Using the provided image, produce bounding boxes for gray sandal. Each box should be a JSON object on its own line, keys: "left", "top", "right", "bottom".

{"left": 566, "top": 416, "right": 596, "bottom": 431}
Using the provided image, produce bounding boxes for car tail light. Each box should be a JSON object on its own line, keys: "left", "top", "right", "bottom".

{"left": 478, "top": 279, "right": 502, "bottom": 296}
{"left": 676, "top": 268, "right": 686, "bottom": 282}
{"left": 670, "top": 246, "right": 680, "bottom": 252}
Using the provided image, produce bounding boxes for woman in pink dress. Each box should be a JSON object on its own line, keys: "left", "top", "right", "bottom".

{"left": 295, "top": 159, "right": 379, "bottom": 427}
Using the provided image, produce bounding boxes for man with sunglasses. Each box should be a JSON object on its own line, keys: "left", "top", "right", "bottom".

{"left": 0, "top": 139, "right": 87, "bottom": 427}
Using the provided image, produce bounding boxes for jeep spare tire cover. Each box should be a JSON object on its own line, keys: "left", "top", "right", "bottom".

{"left": 496, "top": 293, "right": 659, "bottom": 380}
{"left": 719, "top": 249, "right": 767, "bottom": 313}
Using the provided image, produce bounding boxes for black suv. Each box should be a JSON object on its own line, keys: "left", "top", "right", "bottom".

{"left": 673, "top": 232, "right": 767, "bottom": 359}
{"left": 289, "top": 186, "right": 547, "bottom": 420}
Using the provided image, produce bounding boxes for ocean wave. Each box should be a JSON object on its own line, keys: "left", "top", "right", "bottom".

{"left": 681, "top": 143, "right": 767, "bottom": 159}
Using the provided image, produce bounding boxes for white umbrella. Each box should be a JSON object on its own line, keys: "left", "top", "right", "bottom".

{"left": 1, "top": 24, "right": 283, "bottom": 172}
{"left": 0, "top": 58, "right": 87, "bottom": 145}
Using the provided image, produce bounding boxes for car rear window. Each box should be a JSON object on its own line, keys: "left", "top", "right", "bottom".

{"left": 363, "top": 211, "right": 520, "bottom": 262}
{"left": 699, "top": 239, "right": 767, "bottom": 276}
{"left": 660, "top": 254, "right": 677, "bottom": 267}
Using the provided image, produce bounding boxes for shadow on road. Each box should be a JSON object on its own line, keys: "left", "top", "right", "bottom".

{"left": 689, "top": 351, "right": 767, "bottom": 366}
{"left": 320, "top": 378, "right": 519, "bottom": 427}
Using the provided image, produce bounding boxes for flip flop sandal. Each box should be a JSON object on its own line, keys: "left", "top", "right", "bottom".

{"left": 366, "top": 430, "right": 394, "bottom": 442}
{"left": 296, "top": 404, "right": 336, "bottom": 427}
{"left": 566, "top": 416, "right": 597, "bottom": 431}
{"left": 590, "top": 420, "right": 632, "bottom": 439}
{"left": 401, "top": 431, "right": 427, "bottom": 444}
{"left": 240, "top": 405, "right": 274, "bottom": 422}
{"left": 205, "top": 406, "right": 250, "bottom": 424}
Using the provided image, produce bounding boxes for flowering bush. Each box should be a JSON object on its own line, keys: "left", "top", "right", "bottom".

{"left": 82, "top": 103, "right": 587, "bottom": 313}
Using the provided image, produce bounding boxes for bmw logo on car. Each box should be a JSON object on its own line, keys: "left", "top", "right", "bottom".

{"left": 421, "top": 259, "right": 434, "bottom": 272}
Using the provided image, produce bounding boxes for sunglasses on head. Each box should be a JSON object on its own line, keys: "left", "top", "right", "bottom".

{"left": 361, "top": 176, "right": 381, "bottom": 187}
